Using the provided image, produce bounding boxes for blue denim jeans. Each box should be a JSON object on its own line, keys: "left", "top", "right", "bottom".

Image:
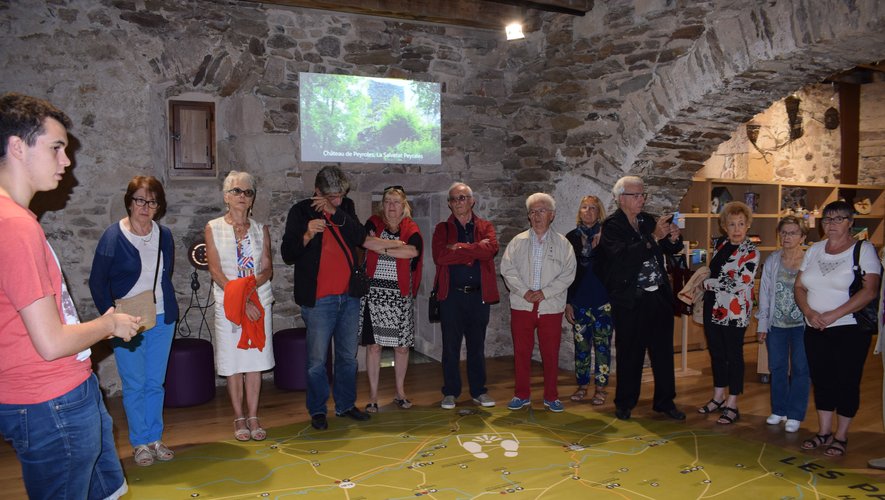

{"left": 0, "top": 374, "right": 127, "bottom": 500}
{"left": 111, "top": 313, "right": 174, "bottom": 447}
{"left": 766, "top": 325, "right": 810, "bottom": 420}
{"left": 302, "top": 294, "right": 360, "bottom": 416}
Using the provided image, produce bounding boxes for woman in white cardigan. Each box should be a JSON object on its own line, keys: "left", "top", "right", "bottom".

{"left": 755, "top": 216, "right": 809, "bottom": 434}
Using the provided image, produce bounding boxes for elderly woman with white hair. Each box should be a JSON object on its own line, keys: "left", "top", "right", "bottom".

{"left": 205, "top": 170, "right": 275, "bottom": 442}
{"left": 500, "top": 193, "right": 576, "bottom": 413}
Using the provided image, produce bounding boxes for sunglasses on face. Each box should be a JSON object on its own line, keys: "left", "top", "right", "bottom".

{"left": 448, "top": 195, "right": 472, "bottom": 203}
{"left": 226, "top": 188, "right": 255, "bottom": 198}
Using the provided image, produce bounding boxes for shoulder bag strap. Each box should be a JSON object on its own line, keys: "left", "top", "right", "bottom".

{"left": 152, "top": 229, "right": 162, "bottom": 304}
{"left": 326, "top": 222, "right": 356, "bottom": 272}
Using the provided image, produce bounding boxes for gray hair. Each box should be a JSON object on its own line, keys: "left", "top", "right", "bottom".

{"left": 223, "top": 170, "right": 256, "bottom": 192}
{"left": 315, "top": 166, "right": 350, "bottom": 195}
{"left": 447, "top": 182, "right": 473, "bottom": 198}
{"left": 525, "top": 192, "right": 555, "bottom": 212}
{"left": 612, "top": 176, "right": 643, "bottom": 207}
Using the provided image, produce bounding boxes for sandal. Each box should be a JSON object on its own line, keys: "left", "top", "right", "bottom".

{"left": 134, "top": 444, "right": 154, "bottom": 467}
{"left": 147, "top": 440, "right": 174, "bottom": 461}
{"left": 801, "top": 433, "right": 833, "bottom": 450}
{"left": 365, "top": 402, "right": 379, "bottom": 413}
{"left": 717, "top": 407, "right": 740, "bottom": 425}
{"left": 569, "top": 387, "right": 588, "bottom": 402}
{"left": 393, "top": 397, "right": 412, "bottom": 409}
{"left": 233, "top": 417, "right": 251, "bottom": 442}
{"left": 590, "top": 389, "right": 608, "bottom": 406}
{"left": 824, "top": 438, "right": 848, "bottom": 457}
{"left": 246, "top": 416, "right": 266, "bottom": 441}
{"left": 697, "top": 399, "right": 725, "bottom": 414}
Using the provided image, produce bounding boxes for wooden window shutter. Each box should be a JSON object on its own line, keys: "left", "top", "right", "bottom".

{"left": 169, "top": 100, "right": 216, "bottom": 177}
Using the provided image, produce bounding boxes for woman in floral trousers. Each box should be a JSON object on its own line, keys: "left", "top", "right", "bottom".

{"left": 565, "top": 195, "right": 613, "bottom": 405}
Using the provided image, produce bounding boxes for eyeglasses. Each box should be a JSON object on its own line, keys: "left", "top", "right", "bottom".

{"left": 621, "top": 192, "right": 648, "bottom": 200}
{"left": 226, "top": 188, "right": 255, "bottom": 198}
{"left": 779, "top": 230, "right": 802, "bottom": 237}
{"left": 132, "top": 197, "right": 159, "bottom": 209}
{"left": 448, "top": 195, "right": 472, "bottom": 203}
{"left": 821, "top": 216, "right": 849, "bottom": 225}
{"left": 384, "top": 185, "right": 405, "bottom": 194}
{"left": 529, "top": 208, "right": 551, "bottom": 216}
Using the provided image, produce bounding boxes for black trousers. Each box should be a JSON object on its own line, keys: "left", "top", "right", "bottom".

{"left": 611, "top": 288, "right": 677, "bottom": 412}
{"left": 804, "top": 324, "right": 871, "bottom": 418}
{"left": 702, "top": 320, "right": 747, "bottom": 395}
{"left": 439, "top": 289, "right": 490, "bottom": 399}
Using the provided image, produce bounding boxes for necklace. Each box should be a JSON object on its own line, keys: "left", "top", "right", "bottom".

{"left": 127, "top": 218, "right": 153, "bottom": 244}
{"left": 225, "top": 214, "right": 249, "bottom": 239}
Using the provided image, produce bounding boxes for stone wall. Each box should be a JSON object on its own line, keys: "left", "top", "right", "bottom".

{"left": 860, "top": 75, "right": 885, "bottom": 185}
{"left": 697, "top": 83, "right": 868, "bottom": 183}
{"left": 2, "top": 0, "right": 885, "bottom": 393}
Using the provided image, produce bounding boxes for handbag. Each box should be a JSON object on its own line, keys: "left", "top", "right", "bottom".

{"left": 115, "top": 290, "right": 157, "bottom": 333}
{"left": 428, "top": 289, "right": 441, "bottom": 323}
{"left": 115, "top": 232, "right": 162, "bottom": 333}
{"left": 428, "top": 222, "right": 448, "bottom": 323}
{"left": 326, "top": 219, "right": 369, "bottom": 298}
{"left": 849, "top": 240, "right": 882, "bottom": 332}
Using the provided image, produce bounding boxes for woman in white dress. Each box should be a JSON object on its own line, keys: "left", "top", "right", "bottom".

{"left": 205, "top": 171, "right": 275, "bottom": 441}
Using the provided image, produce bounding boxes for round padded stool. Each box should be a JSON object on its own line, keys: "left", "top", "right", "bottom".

{"left": 273, "top": 328, "right": 308, "bottom": 391}
{"left": 164, "top": 338, "right": 216, "bottom": 407}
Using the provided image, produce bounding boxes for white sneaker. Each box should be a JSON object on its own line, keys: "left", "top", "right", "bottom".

{"left": 785, "top": 419, "right": 801, "bottom": 433}
{"left": 766, "top": 414, "right": 786, "bottom": 425}
{"left": 441, "top": 395, "right": 456, "bottom": 409}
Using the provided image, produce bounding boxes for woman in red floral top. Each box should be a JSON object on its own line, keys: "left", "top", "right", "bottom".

{"left": 697, "top": 201, "right": 759, "bottom": 425}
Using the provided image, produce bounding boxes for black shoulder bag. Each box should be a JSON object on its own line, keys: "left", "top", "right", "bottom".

{"left": 849, "top": 240, "right": 882, "bottom": 333}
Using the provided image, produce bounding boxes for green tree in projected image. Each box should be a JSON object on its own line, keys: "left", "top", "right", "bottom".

{"left": 301, "top": 75, "right": 371, "bottom": 151}
{"left": 301, "top": 73, "right": 441, "bottom": 163}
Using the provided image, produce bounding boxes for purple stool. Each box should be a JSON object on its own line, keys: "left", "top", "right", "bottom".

{"left": 273, "top": 328, "right": 309, "bottom": 391}
{"left": 164, "top": 338, "right": 216, "bottom": 407}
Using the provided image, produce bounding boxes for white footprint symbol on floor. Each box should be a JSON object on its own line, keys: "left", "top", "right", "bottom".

{"left": 462, "top": 440, "right": 489, "bottom": 459}
{"left": 500, "top": 439, "right": 519, "bottom": 457}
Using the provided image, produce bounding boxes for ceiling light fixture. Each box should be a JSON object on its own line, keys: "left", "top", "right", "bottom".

{"left": 505, "top": 22, "right": 524, "bottom": 40}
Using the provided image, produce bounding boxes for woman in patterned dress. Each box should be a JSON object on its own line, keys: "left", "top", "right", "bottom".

{"left": 359, "top": 186, "right": 423, "bottom": 412}
{"left": 205, "top": 171, "right": 274, "bottom": 441}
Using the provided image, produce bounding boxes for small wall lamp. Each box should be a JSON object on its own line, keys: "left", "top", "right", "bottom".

{"left": 505, "top": 22, "right": 524, "bottom": 40}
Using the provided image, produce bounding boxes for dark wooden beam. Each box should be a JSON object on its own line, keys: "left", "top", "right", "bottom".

{"left": 839, "top": 82, "right": 860, "bottom": 184}
{"left": 238, "top": 0, "right": 589, "bottom": 30}
{"left": 485, "top": 0, "right": 592, "bottom": 16}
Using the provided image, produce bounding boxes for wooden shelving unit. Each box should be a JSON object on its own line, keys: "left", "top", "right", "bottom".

{"left": 677, "top": 178, "right": 885, "bottom": 269}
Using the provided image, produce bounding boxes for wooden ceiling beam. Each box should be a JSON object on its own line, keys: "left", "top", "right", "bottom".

{"left": 238, "top": 0, "right": 589, "bottom": 30}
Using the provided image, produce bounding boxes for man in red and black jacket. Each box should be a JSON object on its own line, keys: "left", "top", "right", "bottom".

{"left": 432, "top": 182, "right": 500, "bottom": 410}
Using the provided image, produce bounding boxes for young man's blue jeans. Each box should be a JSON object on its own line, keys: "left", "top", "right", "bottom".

{"left": 766, "top": 324, "right": 810, "bottom": 420}
{"left": 112, "top": 313, "right": 174, "bottom": 447}
{"left": 0, "top": 374, "right": 127, "bottom": 500}
{"left": 302, "top": 294, "right": 360, "bottom": 416}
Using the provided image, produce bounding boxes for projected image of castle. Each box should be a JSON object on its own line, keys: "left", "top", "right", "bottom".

{"left": 300, "top": 72, "right": 441, "bottom": 165}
